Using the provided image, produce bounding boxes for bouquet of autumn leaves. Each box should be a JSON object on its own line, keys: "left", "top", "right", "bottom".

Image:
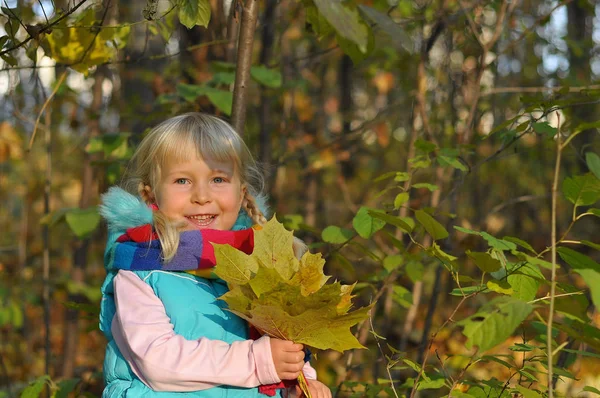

{"left": 213, "top": 217, "right": 372, "bottom": 397}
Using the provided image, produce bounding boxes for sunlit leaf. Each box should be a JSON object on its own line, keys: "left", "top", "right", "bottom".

{"left": 393, "top": 192, "right": 409, "bottom": 209}
{"left": 459, "top": 297, "right": 533, "bottom": 352}
{"left": 322, "top": 226, "right": 354, "bottom": 244}
{"left": 562, "top": 173, "right": 600, "bottom": 207}
{"left": 20, "top": 375, "right": 51, "bottom": 398}
{"left": 486, "top": 279, "right": 513, "bottom": 295}
{"left": 353, "top": 207, "right": 385, "bottom": 238}
{"left": 214, "top": 218, "right": 372, "bottom": 352}
{"left": 179, "top": 0, "right": 211, "bottom": 28}
{"left": 507, "top": 262, "right": 543, "bottom": 302}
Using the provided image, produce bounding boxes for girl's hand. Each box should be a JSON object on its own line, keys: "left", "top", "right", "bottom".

{"left": 295, "top": 379, "right": 332, "bottom": 398}
{"left": 270, "top": 338, "right": 305, "bottom": 380}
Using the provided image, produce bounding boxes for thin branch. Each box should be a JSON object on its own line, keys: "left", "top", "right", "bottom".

{"left": 27, "top": 71, "right": 67, "bottom": 150}
{"left": 0, "top": 0, "right": 89, "bottom": 57}
{"left": 482, "top": 84, "right": 600, "bottom": 96}
{"left": 37, "top": 0, "right": 50, "bottom": 24}
{"left": 489, "top": 194, "right": 550, "bottom": 214}
{"left": 547, "top": 113, "right": 562, "bottom": 398}
{"left": 369, "top": 316, "right": 400, "bottom": 398}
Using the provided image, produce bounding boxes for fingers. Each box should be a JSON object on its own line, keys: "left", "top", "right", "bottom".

{"left": 270, "top": 338, "right": 306, "bottom": 380}
{"left": 296, "top": 380, "right": 332, "bottom": 398}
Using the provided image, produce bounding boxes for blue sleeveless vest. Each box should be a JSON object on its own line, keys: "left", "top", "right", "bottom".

{"left": 99, "top": 188, "right": 277, "bottom": 397}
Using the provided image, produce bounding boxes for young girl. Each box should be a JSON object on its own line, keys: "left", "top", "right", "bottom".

{"left": 99, "top": 113, "right": 331, "bottom": 398}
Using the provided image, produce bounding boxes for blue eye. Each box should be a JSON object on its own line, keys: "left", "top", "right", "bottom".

{"left": 175, "top": 178, "right": 189, "bottom": 184}
{"left": 213, "top": 177, "right": 225, "bottom": 184}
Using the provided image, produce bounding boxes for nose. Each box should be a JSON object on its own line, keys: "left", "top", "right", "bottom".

{"left": 191, "top": 182, "right": 211, "bottom": 205}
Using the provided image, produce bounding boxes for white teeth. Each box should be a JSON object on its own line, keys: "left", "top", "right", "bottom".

{"left": 187, "top": 215, "right": 215, "bottom": 221}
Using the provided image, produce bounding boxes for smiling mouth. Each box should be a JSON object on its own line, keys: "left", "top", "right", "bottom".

{"left": 186, "top": 215, "right": 216, "bottom": 227}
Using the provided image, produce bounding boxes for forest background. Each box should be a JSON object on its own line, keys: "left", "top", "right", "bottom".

{"left": 0, "top": 0, "right": 600, "bottom": 397}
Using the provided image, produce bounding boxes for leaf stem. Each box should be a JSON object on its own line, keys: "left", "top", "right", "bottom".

{"left": 547, "top": 114, "right": 562, "bottom": 398}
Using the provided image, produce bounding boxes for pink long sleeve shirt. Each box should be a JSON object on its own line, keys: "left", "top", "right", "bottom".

{"left": 111, "top": 270, "right": 317, "bottom": 392}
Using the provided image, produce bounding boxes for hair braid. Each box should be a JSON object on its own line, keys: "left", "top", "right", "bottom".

{"left": 243, "top": 191, "right": 268, "bottom": 226}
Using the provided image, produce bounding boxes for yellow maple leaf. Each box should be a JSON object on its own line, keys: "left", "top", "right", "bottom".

{"left": 214, "top": 217, "right": 372, "bottom": 353}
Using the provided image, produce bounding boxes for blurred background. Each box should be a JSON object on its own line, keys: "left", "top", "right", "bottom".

{"left": 0, "top": 0, "right": 599, "bottom": 396}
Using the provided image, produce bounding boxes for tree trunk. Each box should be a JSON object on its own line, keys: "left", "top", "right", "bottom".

{"left": 231, "top": 0, "right": 259, "bottom": 135}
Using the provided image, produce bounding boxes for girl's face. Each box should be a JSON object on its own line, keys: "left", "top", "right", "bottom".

{"left": 152, "top": 155, "right": 245, "bottom": 231}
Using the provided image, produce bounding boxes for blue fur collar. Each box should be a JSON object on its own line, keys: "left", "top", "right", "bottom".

{"left": 99, "top": 186, "right": 269, "bottom": 232}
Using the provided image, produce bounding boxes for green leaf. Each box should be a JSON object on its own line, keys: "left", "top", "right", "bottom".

{"left": 353, "top": 207, "right": 386, "bottom": 238}
{"left": 393, "top": 192, "right": 409, "bottom": 209}
{"left": 509, "top": 343, "right": 536, "bottom": 352}
{"left": 558, "top": 248, "right": 600, "bottom": 308}
{"left": 515, "top": 385, "right": 543, "bottom": 398}
{"left": 179, "top": 0, "right": 211, "bottom": 28}
{"left": 582, "top": 240, "right": 600, "bottom": 251}
{"left": 437, "top": 154, "right": 468, "bottom": 171}
{"left": 392, "top": 285, "right": 412, "bottom": 308}
{"left": 394, "top": 172, "right": 410, "bottom": 182}
{"left": 206, "top": 89, "right": 233, "bottom": 115}
{"left": 415, "top": 210, "right": 448, "bottom": 240}
{"left": 373, "top": 171, "right": 397, "bottom": 182}
{"left": 502, "top": 236, "right": 536, "bottom": 254}
{"left": 481, "top": 232, "right": 516, "bottom": 251}
{"left": 20, "top": 375, "right": 51, "bottom": 398}
{"left": 313, "top": 0, "right": 369, "bottom": 52}
{"left": 383, "top": 255, "right": 403, "bottom": 272}
{"left": 322, "top": 226, "right": 355, "bottom": 244}
{"left": 583, "top": 386, "right": 600, "bottom": 395}
{"left": 55, "top": 378, "right": 81, "bottom": 398}
{"left": 558, "top": 247, "right": 600, "bottom": 272}
{"left": 251, "top": 65, "right": 282, "bottom": 88}
{"left": 587, "top": 152, "right": 600, "bottom": 180}
{"left": 65, "top": 207, "right": 101, "bottom": 239}
{"left": 532, "top": 122, "right": 557, "bottom": 137}
{"left": 459, "top": 297, "right": 533, "bottom": 352}
{"left": 428, "top": 242, "right": 458, "bottom": 270}
{"left": 467, "top": 251, "right": 502, "bottom": 272}
{"left": 562, "top": 173, "right": 600, "bottom": 207}
{"left": 405, "top": 261, "right": 423, "bottom": 282}
{"left": 412, "top": 183, "right": 438, "bottom": 192}
{"left": 357, "top": 5, "right": 413, "bottom": 53}
{"left": 507, "top": 263, "right": 543, "bottom": 302}
{"left": 486, "top": 279, "right": 513, "bottom": 295}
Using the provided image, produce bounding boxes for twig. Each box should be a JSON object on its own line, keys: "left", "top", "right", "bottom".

{"left": 369, "top": 316, "right": 400, "bottom": 398}
{"left": 489, "top": 194, "right": 549, "bottom": 214}
{"left": 547, "top": 112, "right": 562, "bottom": 398}
{"left": 27, "top": 71, "right": 67, "bottom": 150}
{"left": 482, "top": 84, "right": 600, "bottom": 96}
{"left": 0, "top": 0, "right": 89, "bottom": 57}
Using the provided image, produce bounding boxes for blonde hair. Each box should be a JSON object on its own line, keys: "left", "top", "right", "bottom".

{"left": 122, "top": 113, "right": 267, "bottom": 261}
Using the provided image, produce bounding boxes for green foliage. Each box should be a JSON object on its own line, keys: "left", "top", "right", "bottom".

{"left": 45, "top": 8, "right": 130, "bottom": 74}
{"left": 459, "top": 297, "right": 533, "bottom": 352}
{"left": 178, "top": 0, "right": 211, "bottom": 28}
